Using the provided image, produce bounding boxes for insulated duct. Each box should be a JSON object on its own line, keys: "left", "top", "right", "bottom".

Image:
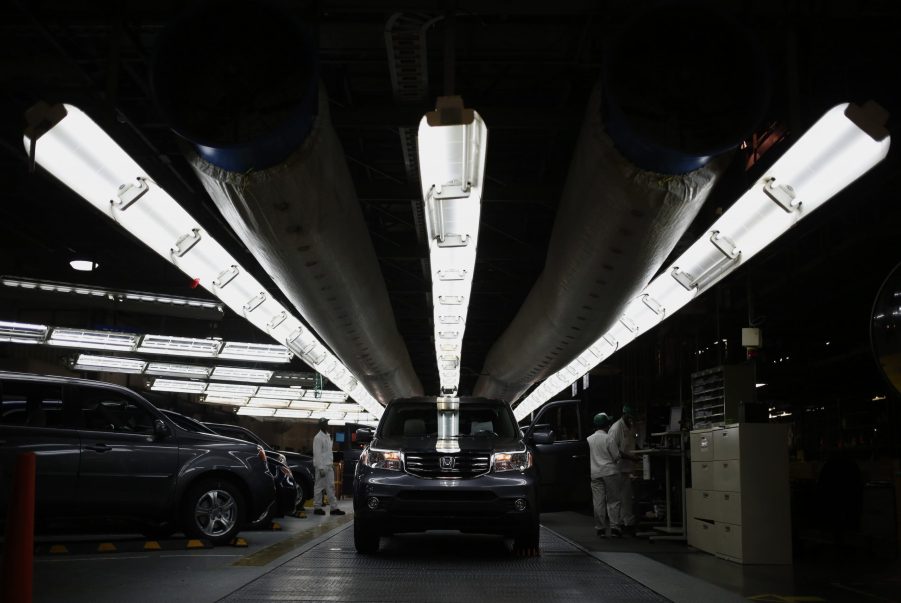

{"left": 474, "top": 4, "right": 769, "bottom": 402}
{"left": 152, "top": 1, "right": 422, "bottom": 404}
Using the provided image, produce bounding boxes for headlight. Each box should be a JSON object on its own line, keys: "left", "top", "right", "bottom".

{"left": 493, "top": 450, "right": 532, "bottom": 472}
{"left": 361, "top": 447, "right": 402, "bottom": 471}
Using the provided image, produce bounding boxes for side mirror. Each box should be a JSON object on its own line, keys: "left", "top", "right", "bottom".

{"left": 153, "top": 419, "right": 171, "bottom": 440}
{"left": 355, "top": 428, "right": 373, "bottom": 443}
{"left": 532, "top": 430, "right": 555, "bottom": 445}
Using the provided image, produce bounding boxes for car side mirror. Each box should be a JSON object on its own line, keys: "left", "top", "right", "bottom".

{"left": 532, "top": 430, "right": 555, "bottom": 445}
{"left": 355, "top": 428, "right": 373, "bottom": 443}
{"left": 153, "top": 419, "right": 171, "bottom": 440}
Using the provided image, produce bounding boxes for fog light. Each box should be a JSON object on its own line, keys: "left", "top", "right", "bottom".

{"left": 513, "top": 498, "right": 527, "bottom": 511}
{"left": 367, "top": 496, "right": 380, "bottom": 510}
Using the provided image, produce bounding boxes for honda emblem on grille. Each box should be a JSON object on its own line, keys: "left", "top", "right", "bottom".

{"left": 439, "top": 456, "right": 456, "bottom": 470}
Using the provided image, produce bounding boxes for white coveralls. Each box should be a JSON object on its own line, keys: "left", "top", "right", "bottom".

{"left": 587, "top": 428, "right": 622, "bottom": 532}
{"left": 313, "top": 429, "right": 338, "bottom": 511}
{"left": 608, "top": 417, "right": 637, "bottom": 527}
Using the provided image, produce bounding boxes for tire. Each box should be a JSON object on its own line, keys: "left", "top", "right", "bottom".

{"left": 353, "top": 518, "right": 379, "bottom": 554}
{"left": 297, "top": 477, "right": 313, "bottom": 511}
{"left": 181, "top": 478, "right": 245, "bottom": 546}
{"left": 513, "top": 519, "right": 540, "bottom": 551}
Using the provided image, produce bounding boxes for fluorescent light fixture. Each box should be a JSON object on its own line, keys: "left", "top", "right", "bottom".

{"left": 418, "top": 95, "right": 487, "bottom": 396}
{"left": 514, "top": 101, "right": 891, "bottom": 421}
{"left": 211, "top": 366, "right": 273, "bottom": 383}
{"left": 73, "top": 354, "right": 146, "bottom": 374}
{"left": 201, "top": 394, "right": 249, "bottom": 406}
{"left": 298, "top": 390, "right": 349, "bottom": 403}
{"left": 289, "top": 400, "right": 330, "bottom": 411}
{"left": 1, "top": 276, "right": 222, "bottom": 313}
{"left": 218, "top": 341, "right": 292, "bottom": 363}
{"left": 256, "top": 386, "right": 305, "bottom": 399}
{"left": 274, "top": 409, "right": 311, "bottom": 419}
{"left": 48, "top": 327, "right": 138, "bottom": 352}
{"left": 0, "top": 320, "right": 49, "bottom": 344}
{"left": 151, "top": 378, "right": 207, "bottom": 394}
{"left": 309, "top": 410, "right": 347, "bottom": 420}
{"left": 138, "top": 334, "right": 222, "bottom": 358}
{"left": 327, "top": 402, "right": 365, "bottom": 413}
{"left": 756, "top": 383, "right": 767, "bottom": 388}
{"left": 145, "top": 362, "right": 212, "bottom": 378}
{"left": 69, "top": 260, "right": 98, "bottom": 272}
{"left": 271, "top": 371, "right": 316, "bottom": 385}
{"left": 24, "top": 102, "right": 384, "bottom": 419}
{"left": 204, "top": 382, "right": 259, "bottom": 397}
{"left": 237, "top": 407, "right": 275, "bottom": 417}
{"left": 247, "top": 397, "right": 291, "bottom": 409}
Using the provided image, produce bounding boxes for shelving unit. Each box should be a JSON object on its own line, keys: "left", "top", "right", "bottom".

{"left": 690, "top": 364, "right": 756, "bottom": 429}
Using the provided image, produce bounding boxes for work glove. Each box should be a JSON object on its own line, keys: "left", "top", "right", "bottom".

{"left": 318, "top": 468, "right": 326, "bottom": 478}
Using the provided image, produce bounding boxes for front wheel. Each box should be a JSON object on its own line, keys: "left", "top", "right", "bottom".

{"left": 181, "top": 478, "right": 245, "bottom": 546}
{"left": 354, "top": 518, "right": 379, "bottom": 554}
{"left": 513, "top": 519, "right": 540, "bottom": 553}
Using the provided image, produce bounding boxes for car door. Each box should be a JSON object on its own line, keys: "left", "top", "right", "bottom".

{"left": 526, "top": 400, "right": 590, "bottom": 511}
{"left": 0, "top": 378, "right": 80, "bottom": 519}
{"left": 73, "top": 385, "right": 180, "bottom": 519}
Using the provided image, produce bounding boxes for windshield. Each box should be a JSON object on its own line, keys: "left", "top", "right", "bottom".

{"left": 379, "top": 400, "right": 519, "bottom": 439}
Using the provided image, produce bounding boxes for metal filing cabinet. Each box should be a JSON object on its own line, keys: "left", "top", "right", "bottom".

{"left": 686, "top": 424, "right": 792, "bottom": 564}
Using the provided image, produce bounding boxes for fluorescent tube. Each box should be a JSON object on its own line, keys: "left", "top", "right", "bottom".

{"left": 514, "top": 101, "right": 891, "bottom": 421}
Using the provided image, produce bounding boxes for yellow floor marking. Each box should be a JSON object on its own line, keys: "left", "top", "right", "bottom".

{"left": 233, "top": 513, "right": 353, "bottom": 566}
{"left": 97, "top": 543, "right": 117, "bottom": 553}
{"left": 186, "top": 539, "right": 206, "bottom": 549}
{"left": 48, "top": 545, "right": 68, "bottom": 554}
{"left": 143, "top": 541, "right": 162, "bottom": 551}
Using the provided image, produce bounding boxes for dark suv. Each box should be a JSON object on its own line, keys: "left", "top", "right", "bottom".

{"left": 203, "top": 421, "right": 314, "bottom": 513}
{"left": 0, "top": 371, "right": 276, "bottom": 545}
{"left": 352, "top": 396, "right": 539, "bottom": 553}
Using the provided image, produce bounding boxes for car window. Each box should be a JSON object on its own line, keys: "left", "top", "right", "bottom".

{"left": 76, "top": 387, "right": 157, "bottom": 435}
{"left": 0, "top": 380, "right": 66, "bottom": 428}
{"left": 533, "top": 403, "right": 580, "bottom": 442}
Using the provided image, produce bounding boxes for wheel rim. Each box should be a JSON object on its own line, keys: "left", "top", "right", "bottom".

{"left": 194, "top": 489, "right": 238, "bottom": 537}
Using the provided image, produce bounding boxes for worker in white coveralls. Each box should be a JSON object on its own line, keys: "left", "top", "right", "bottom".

{"left": 587, "top": 412, "right": 622, "bottom": 537}
{"left": 607, "top": 405, "right": 642, "bottom": 535}
{"left": 312, "top": 417, "right": 346, "bottom": 516}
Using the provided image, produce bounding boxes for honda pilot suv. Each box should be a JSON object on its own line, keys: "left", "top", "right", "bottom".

{"left": 0, "top": 371, "right": 276, "bottom": 545}
{"left": 352, "top": 396, "right": 538, "bottom": 553}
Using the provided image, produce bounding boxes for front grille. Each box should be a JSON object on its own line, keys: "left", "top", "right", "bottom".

{"left": 404, "top": 452, "right": 491, "bottom": 479}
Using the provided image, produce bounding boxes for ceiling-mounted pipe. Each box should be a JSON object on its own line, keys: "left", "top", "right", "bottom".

{"left": 474, "top": 2, "right": 769, "bottom": 402}
{"left": 152, "top": 0, "right": 422, "bottom": 404}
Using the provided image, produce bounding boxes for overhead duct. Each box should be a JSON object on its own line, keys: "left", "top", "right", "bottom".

{"left": 474, "top": 3, "right": 769, "bottom": 402}
{"left": 152, "top": 0, "right": 422, "bottom": 404}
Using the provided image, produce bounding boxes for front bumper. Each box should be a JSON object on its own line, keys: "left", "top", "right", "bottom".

{"left": 353, "top": 467, "right": 537, "bottom": 536}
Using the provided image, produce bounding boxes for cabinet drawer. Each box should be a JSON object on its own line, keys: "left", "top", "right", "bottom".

{"left": 691, "top": 461, "right": 714, "bottom": 490}
{"left": 713, "top": 459, "right": 741, "bottom": 492}
{"left": 717, "top": 522, "right": 743, "bottom": 561}
{"left": 715, "top": 491, "right": 742, "bottom": 525}
{"left": 690, "top": 430, "right": 713, "bottom": 462}
{"left": 687, "top": 488, "right": 716, "bottom": 520}
{"left": 687, "top": 519, "right": 716, "bottom": 554}
{"left": 713, "top": 426, "right": 740, "bottom": 460}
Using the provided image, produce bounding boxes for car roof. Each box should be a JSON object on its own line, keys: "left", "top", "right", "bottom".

{"left": 0, "top": 370, "right": 140, "bottom": 395}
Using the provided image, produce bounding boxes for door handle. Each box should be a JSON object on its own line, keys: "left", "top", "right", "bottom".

{"left": 86, "top": 444, "right": 112, "bottom": 453}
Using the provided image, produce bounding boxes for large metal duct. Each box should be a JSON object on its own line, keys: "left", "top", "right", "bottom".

{"left": 474, "top": 4, "right": 769, "bottom": 402}
{"left": 152, "top": 1, "right": 422, "bottom": 403}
